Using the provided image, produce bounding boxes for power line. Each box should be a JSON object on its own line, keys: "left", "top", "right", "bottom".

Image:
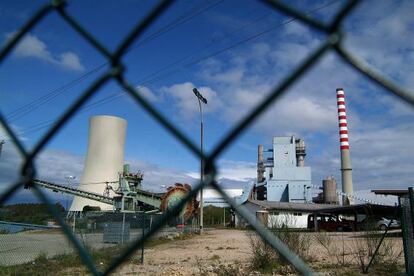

{"left": 8, "top": 64, "right": 107, "bottom": 122}
{"left": 17, "top": 0, "right": 339, "bottom": 136}
{"left": 5, "top": 0, "right": 225, "bottom": 123}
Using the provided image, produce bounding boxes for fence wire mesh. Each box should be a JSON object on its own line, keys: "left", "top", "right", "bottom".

{"left": 0, "top": 0, "right": 413, "bottom": 275}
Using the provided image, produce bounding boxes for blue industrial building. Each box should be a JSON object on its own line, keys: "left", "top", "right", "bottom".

{"left": 255, "top": 136, "right": 312, "bottom": 203}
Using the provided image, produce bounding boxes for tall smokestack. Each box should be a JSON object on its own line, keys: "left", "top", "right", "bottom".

{"left": 336, "top": 88, "right": 353, "bottom": 205}
{"left": 257, "top": 145, "right": 265, "bottom": 183}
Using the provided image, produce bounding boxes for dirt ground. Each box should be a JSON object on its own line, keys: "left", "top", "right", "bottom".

{"left": 115, "top": 229, "right": 405, "bottom": 275}
{"left": 119, "top": 229, "right": 252, "bottom": 275}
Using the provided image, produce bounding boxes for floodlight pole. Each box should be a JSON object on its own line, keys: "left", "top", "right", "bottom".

{"left": 64, "top": 175, "right": 76, "bottom": 212}
{"left": 192, "top": 88, "right": 207, "bottom": 234}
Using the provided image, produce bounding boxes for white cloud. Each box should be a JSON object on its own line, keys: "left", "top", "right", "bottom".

{"left": 136, "top": 86, "right": 159, "bottom": 102}
{"left": 343, "top": 0, "right": 414, "bottom": 90}
{"left": 203, "top": 188, "right": 243, "bottom": 199}
{"left": 59, "top": 52, "right": 84, "bottom": 72}
{"left": 217, "top": 160, "right": 256, "bottom": 181}
{"left": 12, "top": 33, "right": 51, "bottom": 60}
{"left": 310, "top": 122, "right": 414, "bottom": 190}
{"left": 187, "top": 159, "right": 256, "bottom": 182}
{"left": 8, "top": 33, "right": 85, "bottom": 71}
{"left": 185, "top": 7, "right": 414, "bottom": 193}
{"left": 255, "top": 94, "right": 338, "bottom": 134}
{"left": 161, "top": 82, "right": 223, "bottom": 119}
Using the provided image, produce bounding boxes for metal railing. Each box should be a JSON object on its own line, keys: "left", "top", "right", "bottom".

{"left": 1, "top": 0, "right": 413, "bottom": 275}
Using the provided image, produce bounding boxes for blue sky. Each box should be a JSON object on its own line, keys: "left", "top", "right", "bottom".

{"left": 0, "top": 0, "right": 413, "bottom": 205}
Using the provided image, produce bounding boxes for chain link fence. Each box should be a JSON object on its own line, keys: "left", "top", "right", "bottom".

{"left": 0, "top": 0, "right": 413, "bottom": 275}
{"left": 0, "top": 211, "right": 194, "bottom": 270}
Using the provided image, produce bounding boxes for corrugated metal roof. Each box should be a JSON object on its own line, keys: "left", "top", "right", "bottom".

{"left": 246, "top": 200, "right": 395, "bottom": 214}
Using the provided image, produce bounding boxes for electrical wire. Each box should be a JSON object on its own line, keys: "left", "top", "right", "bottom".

{"left": 16, "top": 0, "right": 340, "bottom": 136}
{"left": 5, "top": 0, "right": 225, "bottom": 123}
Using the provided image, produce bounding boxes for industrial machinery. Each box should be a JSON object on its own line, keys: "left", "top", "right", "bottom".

{"left": 160, "top": 183, "right": 198, "bottom": 221}
{"left": 29, "top": 165, "right": 198, "bottom": 220}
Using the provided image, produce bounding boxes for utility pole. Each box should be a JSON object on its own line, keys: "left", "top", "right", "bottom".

{"left": 192, "top": 88, "right": 207, "bottom": 234}
{"left": 65, "top": 175, "right": 76, "bottom": 212}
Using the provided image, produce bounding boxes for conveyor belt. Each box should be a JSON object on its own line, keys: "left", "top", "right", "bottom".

{"left": 33, "top": 179, "right": 114, "bottom": 205}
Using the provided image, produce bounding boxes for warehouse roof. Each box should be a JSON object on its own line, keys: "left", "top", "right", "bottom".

{"left": 246, "top": 200, "right": 396, "bottom": 215}
{"left": 372, "top": 189, "right": 412, "bottom": 197}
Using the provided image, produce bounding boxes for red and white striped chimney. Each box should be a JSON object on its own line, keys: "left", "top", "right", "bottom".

{"left": 336, "top": 88, "right": 353, "bottom": 205}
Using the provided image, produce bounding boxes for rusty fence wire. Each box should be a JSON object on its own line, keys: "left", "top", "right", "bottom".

{"left": 1, "top": 0, "right": 413, "bottom": 275}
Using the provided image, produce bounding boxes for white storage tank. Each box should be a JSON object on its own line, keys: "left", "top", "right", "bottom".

{"left": 323, "top": 176, "right": 338, "bottom": 204}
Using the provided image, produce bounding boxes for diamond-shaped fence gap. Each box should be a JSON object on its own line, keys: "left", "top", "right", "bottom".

{"left": 207, "top": 178, "right": 314, "bottom": 274}
{"left": 40, "top": 85, "right": 201, "bottom": 272}
{"left": 0, "top": 4, "right": 110, "bottom": 73}
{"left": 209, "top": 38, "right": 333, "bottom": 162}
{"left": 61, "top": 1, "right": 169, "bottom": 55}
{"left": 0, "top": 121, "right": 30, "bottom": 207}
{"left": 30, "top": 183, "right": 101, "bottom": 275}
{"left": 316, "top": 69, "right": 414, "bottom": 191}
{"left": 118, "top": 20, "right": 324, "bottom": 156}
{"left": 0, "top": 73, "right": 111, "bottom": 150}
{"left": 117, "top": 77, "right": 200, "bottom": 157}
{"left": 103, "top": 170, "right": 215, "bottom": 275}
{"left": 0, "top": 177, "right": 98, "bottom": 274}
{"left": 117, "top": 1, "right": 227, "bottom": 77}
{"left": 0, "top": 3, "right": 59, "bottom": 65}
{"left": 339, "top": 1, "right": 414, "bottom": 97}
{"left": 0, "top": 24, "right": 114, "bottom": 152}
{"left": 209, "top": 133, "right": 314, "bottom": 260}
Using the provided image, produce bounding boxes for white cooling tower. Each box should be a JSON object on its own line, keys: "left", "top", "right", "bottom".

{"left": 69, "top": 115, "right": 127, "bottom": 211}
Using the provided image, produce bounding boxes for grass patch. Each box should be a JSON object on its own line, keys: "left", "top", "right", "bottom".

{"left": 210, "top": 254, "right": 220, "bottom": 261}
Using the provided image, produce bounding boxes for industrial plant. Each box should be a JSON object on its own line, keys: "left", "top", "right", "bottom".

{"left": 29, "top": 89, "right": 396, "bottom": 232}
{"left": 1, "top": 88, "right": 411, "bottom": 274}
{"left": 234, "top": 88, "right": 396, "bottom": 230}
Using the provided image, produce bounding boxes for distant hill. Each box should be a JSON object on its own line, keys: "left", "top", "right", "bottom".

{"left": 0, "top": 203, "right": 64, "bottom": 225}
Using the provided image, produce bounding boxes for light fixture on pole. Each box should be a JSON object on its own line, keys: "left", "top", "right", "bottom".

{"left": 192, "top": 87, "right": 207, "bottom": 234}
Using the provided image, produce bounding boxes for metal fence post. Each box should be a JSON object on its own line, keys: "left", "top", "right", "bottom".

{"left": 400, "top": 192, "right": 414, "bottom": 275}
{"left": 141, "top": 212, "right": 145, "bottom": 264}
{"left": 409, "top": 188, "right": 414, "bottom": 239}
{"left": 121, "top": 212, "right": 126, "bottom": 245}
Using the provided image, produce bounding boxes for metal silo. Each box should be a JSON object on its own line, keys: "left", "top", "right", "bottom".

{"left": 323, "top": 176, "right": 338, "bottom": 204}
